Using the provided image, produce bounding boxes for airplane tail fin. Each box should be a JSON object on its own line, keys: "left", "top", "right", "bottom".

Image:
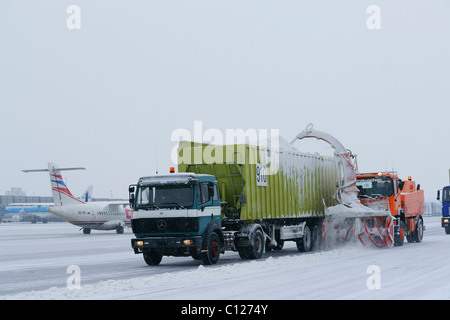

{"left": 23, "top": 163, "right": 86, "bottom": 206}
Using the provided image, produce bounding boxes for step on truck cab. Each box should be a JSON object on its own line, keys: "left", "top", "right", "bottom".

{"left": 130, "top": 136, "right": 343, "bottom": 266}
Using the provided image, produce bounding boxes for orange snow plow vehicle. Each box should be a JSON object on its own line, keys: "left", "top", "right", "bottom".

{"left": 294, "top": 124, "right": 425, "bottom": 249}
{"left": 355, "top": 172, "right": 425, "bottom": 247}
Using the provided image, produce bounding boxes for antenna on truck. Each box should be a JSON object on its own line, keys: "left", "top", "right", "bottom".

{"left": 155, "top": 145, "right": 159, "bottom": 174}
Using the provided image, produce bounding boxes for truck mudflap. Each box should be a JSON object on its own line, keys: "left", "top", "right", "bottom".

{"left": 131, "top": 236, "right": 203, "bottom": 255}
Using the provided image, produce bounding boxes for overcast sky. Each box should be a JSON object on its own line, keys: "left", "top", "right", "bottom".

{"left": 1, "top": 0, "right": 449, "bottom": 201}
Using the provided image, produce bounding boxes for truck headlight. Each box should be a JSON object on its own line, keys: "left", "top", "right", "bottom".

{"left": 135, "top": 240, "right": 144, "bottom": 247}
{"left": 183, "top": 239, "right": 194, "bottom": 246}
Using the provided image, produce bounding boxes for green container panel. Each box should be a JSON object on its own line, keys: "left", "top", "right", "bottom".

{"left": 177, "top": 141, "right": 340, "bottom": 221}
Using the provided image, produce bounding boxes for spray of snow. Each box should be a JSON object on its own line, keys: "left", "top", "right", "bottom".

{"left": 326, "top": 201, "right": 389, "bottom": 218}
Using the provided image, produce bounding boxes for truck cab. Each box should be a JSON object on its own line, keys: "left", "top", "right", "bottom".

{"left": 129, "top": 173, "right": 223, "bottom": 265}
{"left": 437, "top": 186, "right": 450, "bottom": 234}
{"left": 356, "top": 172, "right": 424, "bottom": 245}
{"left": 356, "top": 172, "right": 399, "bottom": 214}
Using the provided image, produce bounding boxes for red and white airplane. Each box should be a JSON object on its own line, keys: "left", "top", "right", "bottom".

{"left": 23, "top": 163, "right": 132, "bottom": 234}
{"left": 3, "top": 185, "right": 93, "bottom": 223}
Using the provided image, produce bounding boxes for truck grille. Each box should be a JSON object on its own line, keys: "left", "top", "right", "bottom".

{"left": 131, "top": 217, "right": 199, "bottom": 234}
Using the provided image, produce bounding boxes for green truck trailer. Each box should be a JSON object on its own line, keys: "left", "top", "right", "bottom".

{"left": 130, "top": 138, "right": 342, "bottom": 265}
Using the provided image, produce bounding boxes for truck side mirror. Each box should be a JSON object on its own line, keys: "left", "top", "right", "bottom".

{"left": 437, "top": 190, "right": 441, "bottom": 201}
{"left": 129, "top": 193, "right": 135, "bottom": 207}
{"left": 128, "top": 185, "right": 136, "bottom": 207}
{"left": 208, "top": 182, "right": 215, "bottom": 200}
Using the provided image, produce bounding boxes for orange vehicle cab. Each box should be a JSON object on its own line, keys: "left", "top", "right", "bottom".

{"left": 356, "top": 172, "right": 424, "bottom": 246}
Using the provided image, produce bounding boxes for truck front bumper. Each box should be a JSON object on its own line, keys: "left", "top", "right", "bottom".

{"left": 131, "top": 236, "right": 204, "bottom": 255}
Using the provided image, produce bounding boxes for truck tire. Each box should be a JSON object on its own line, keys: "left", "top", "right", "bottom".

{"left": 238, "top": 227, "right": 264, "bottom": 260}
{"left": 143, "top": 249, "right": 163, "bottom": 266}
{"left": 191, "top": 252, "right": 202, "bottom": 260}
{"left": 202, "top": 232, "right": 220, "bottom": 265}
{"left": 83, "top": 228, "right": 91, "bottom": 234}
{"left": 311, "top": 224, "right": 322, "bottom": 251}
{"left": 445, "top": 226, "right": 450, "bottom": 235}
{"left": 238, "top": 247, "right": 250, "bottom": 259}
{"left": 296, "top": 224, "right": 312, "bottom": 252}
{"left": 412, "top": 217, "right": 424, "bottom": 243}
{"left": 247, "top": 228, "right": 264, "bottom": 259}
{"left": 394, "top": 221, "right": 405, "bottom": 246}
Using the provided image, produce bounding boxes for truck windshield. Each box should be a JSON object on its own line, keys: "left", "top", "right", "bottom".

{"left": 135, "top": 184, "right": 194, "bottom": 210}
{"left": 356, "top": 176, "right": 394, "bottom": 198}
{"left": 443, "top": 188, "right": 450, "bottom": 202}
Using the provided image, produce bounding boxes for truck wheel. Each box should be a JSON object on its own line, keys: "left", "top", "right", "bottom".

{"left": 83, "top": 228, "right": 91, "bottom": 234}
{"left": 311, "top": 225, "right": 322, "bottom": 251}
{"left": 445, "top": 226, "right": 450, "bottom": 235}
{"left": 191, "top": 252, "right": 202, "bottom": 260}
{"left": 143, "top": 249, "right": 163, "bottom": 266}
{"left": 296, "top": 225, "right": 312, "bottom": 252}
{"left": 202, "top": 232, "right": 220, "bottom": 265}
{"left": 394, "top": 221, "right": 405, "bottom": 246}
{"left": 413, "top": 218, "right": 424, "bottom": 243}
{"left": 247, "top": 228, "right": 264, "bottom": 259}
{"left": 406, "top": 232, "right": 414, "bottom": 243}
{"left": 238, "top": 247, "right": 250, "bottom": 259}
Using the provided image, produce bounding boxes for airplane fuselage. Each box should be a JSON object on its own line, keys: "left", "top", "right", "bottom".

{"left": 49, "top": 202, "right": 132, "bottom": 231}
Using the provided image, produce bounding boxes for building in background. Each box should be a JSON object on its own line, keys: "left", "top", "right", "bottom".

{"left": 0, "top": 188, "right": 56, "bottom": 223}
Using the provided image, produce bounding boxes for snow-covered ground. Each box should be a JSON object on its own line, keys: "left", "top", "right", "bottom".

{"left": 1, "top": 216, "right": 449, "bottom": 300}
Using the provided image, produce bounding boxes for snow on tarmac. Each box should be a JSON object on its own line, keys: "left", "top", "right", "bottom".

{"left": 1, "top": 216, "right": 449, "bottom": 300}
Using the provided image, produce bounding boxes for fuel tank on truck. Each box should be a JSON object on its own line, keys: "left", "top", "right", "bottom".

{"left": 176, "top": 138, "right": 342, "bottom": 222}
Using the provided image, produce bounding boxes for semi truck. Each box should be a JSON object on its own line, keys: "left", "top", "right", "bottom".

{"left": 437, "top": 186, "right": 450, "bottom": 234}
{"left": 129, "top": 124, "right": 423, "bottom": 265}
{"left": 129, "top": 127, "right": 349, "bottom": 265}
{"left": 355, "top": 172, "right": 425, "bottom": 247}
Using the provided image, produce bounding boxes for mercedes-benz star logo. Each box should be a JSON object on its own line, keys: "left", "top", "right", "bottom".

{"left": 157, "top": 219, "right": 167, "bottom": 231}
